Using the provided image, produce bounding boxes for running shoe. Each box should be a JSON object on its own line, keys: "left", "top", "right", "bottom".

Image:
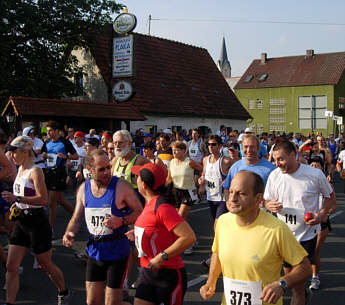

{"left": 309, "top": 277, "right": 320, "bottom": 290}
{"left": 58, "top": 289, "right": 74, "bottom": 305}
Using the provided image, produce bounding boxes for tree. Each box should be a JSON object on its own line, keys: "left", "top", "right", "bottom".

{"left": 0, "top": 0, "right": 122, "bottom": 103}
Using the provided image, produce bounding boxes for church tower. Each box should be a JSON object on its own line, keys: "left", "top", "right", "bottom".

{"left": 217, "top": 37, "right": 231, "bottom": 78}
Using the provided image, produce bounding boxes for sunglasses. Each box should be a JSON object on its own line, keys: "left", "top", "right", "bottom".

{"left": 208, "top": 143, "right": 218, "bottom": 146}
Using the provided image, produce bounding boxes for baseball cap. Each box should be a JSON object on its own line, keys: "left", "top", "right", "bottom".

{"left": 8, "top": 136, "right": 34, "bottom": 151}
{"left": 163, "top": 128, "right": 173, "bottom": 135}
{"left": 144, "top": 133, "right": 152, "bottom": 137}
{"left": 74, "top": 131, "right": 85, "bottom": 138}
{"left": 131, "top": 163, "right": 167, "bottom": 191}
{"left": 22, "top": 126, "right": 35, "bottom": 136}
{"left": 244, "top": 127, "right": 254, "bottom": 133}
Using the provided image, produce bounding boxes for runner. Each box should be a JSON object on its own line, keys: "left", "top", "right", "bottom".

{"left": 167, "top": 141, "right": 202, "bottom": 255}
{"left": 200, "top": 171, "right": 311, "bottom": 305}
{"left": 198, "top": 135, "right": 233, "bottom": 268}
{"left": 41, "top": 121, "right": 78, "bottom": 232}
{"left": 107, "top": 142, "right": 115, "bottom": 161}
{"left": 223, "top": 134, "right": 275, "bottom": 200}
{"left": 156, "top": 134, "right": 173, "bottom": 168}
{"left": 111, "top": 130, "right": 149, "bottom": 206}
{"left": 142, "top": 142, "right": 166, "bottom": 171}
{"left": 100, "top": 131, "right": 112, "bottom": 153}
{"left": 2, "top": 136, "right": 73, "bottom": 305}
{"left": 126, "top": 163, "right": 196, "bottom": 305}
{"left": 308, "top": 157, "right": 337, "bottom": 290}
{"left": 264, "top": 140, "right": 336, "bottom": 304}
{"left": 63, "top": 149, "right": 143, "bottom": 305}
{"left": 22, "top": 126, "right": 45, "bottom": 169}
{"left": 67, "top": 131, "right": 85, "bottom": 191}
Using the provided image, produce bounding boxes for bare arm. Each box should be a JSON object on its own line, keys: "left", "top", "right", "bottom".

{"left": 62, "top": 183, "right": 86, "bottom": 247}
{"left": 148, "top": 221, "right": 196, "bottom": 270}
{"left": 103, "top": 180, "right": 143, "bottom": 229}
{"left": 0, "top": 150, "right": 14, "bottom": 180}
{"left": 200, "top": 252, "right": 222, "bottom": 300}
{"left": 1, "top": 167, "right": 48, "bottom": 206}
{"left": 261, "top": 257, "right": 311, "bottom": 304}
{"left": 221, "top": 157, "right": 234, "bottom": 176}
{"left": 189, "top": 159, "right": 203, "bottom": 172}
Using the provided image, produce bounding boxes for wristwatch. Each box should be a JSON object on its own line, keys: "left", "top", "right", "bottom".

{"left": 16, "top": 196, "right": 22, "bottom": 203}
{"left": 160, "top": 251, "right": 169, "bottom": 261}
{"left": 278, "top": 279, "right": 287, "bottom": 292}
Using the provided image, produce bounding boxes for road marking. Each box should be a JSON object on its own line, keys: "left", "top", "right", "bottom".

{"left": 187, "top": 274, "right": 208, "bottom": 288}
{"left": 190, "top": 206, "right": 209, "bottom": 213}
{"left": 329, "top": 211, "right": 343, "bottom": 219}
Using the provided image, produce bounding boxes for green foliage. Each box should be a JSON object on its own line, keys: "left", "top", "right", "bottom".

{"left": 0, "top": 0, "right": 122, "bottom": 103}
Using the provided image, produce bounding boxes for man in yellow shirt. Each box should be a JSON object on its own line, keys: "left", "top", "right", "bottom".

{"left": 200, "top": 171, "right": 311, "bottom": 305}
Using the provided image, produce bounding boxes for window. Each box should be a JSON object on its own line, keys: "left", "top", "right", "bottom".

{"left": 257, "top": 99, "right": 263, "bottom": 110}
{"left": 258, "top": 74, "right": 268, "bottom": 82}
{"left": 298, "top": 95, "right": 327, "bottom": 129}
{"left": 245, "top": 75, "right": 254, "bottom": 83}
{"left": 269, "top": 98, "right": 286, "bottom": 133}
{"left": 256, "top": 123, "right": 264, "bottom": 133}
{"left": 248, "top": 99, "right": 256, "bottom": 110}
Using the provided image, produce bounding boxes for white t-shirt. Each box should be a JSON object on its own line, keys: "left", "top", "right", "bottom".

{"left": 337, "top": 150, "right": 345, "bottom": 165}
{"left": 264, "top": 164, "right": 332, "bottom": 242}
{"left": 33, "top": 137, "right": 45, "bottom": 169}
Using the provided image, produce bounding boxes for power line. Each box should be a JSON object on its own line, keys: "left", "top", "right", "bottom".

{"left": 149, "top": 17, "right": 345, "bottom": 27}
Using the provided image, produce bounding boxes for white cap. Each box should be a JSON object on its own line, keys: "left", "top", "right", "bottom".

{"left": 22, "top": 126, "right": 35, "bottom": 136}
{"left": 244, "top": 127, "right": 254, "bottom": 133}
{"left": 238, "top": 133, "right": 244, "bottom": 142}
{"left": 163, "top": 128, "right": 173, "bottom": 135}
{"left": 9, "top": 136, "right": 34, "bottom": 151}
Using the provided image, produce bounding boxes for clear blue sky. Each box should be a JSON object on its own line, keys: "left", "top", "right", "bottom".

{"left": 122, "top": 0, "right": 345, "bottom": 76}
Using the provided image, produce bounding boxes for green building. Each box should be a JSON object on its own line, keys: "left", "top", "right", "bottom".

{"left": 234, "top": 50, "right": 345, "bottom": 135}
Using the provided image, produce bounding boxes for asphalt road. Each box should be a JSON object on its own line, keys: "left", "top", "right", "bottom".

{"left": 0, "top": 176, "right": 344, "bottom": 305}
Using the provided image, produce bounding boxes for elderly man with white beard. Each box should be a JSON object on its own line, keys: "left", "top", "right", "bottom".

{"left": 111, "top": 130, "right": 149, "bottom": 206}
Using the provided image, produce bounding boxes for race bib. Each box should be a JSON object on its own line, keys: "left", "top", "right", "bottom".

{"left": 188, "top": 187, "right": 198, "bottom": 202}
{"left": 47, "top": 153, "right": 58, "bottom": 167}
{"left": 224, "top": 277, "right": 262, "bottom": 305}
{"left": 190, "top": 149, "right": 197, "bottom": 157}
{"left": 134, "top": 226, "right": 146, "bottom": 257}
{"left": 205, "top": 177, "right": 220, "bottom": 196}
{"left": 71, "top": 159, "right": 80, "bottom": 171}
{"left": 14, "top": 181, "right": 24, "bottom": 196}
{"left": 83, "top": 168, "right": 92, "bottom": 180}
{"left": 85, "top": 207, "right": 112, "bottom": 236}
{"left": 277, "top": 207, "right": 306, "bottom": 235}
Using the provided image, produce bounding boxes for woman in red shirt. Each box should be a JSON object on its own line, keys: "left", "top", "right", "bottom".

{"left": 127, "top": 163, "right": 196, "bottom": 305}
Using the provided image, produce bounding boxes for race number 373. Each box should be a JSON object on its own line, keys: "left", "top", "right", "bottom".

{"left": 223, "top": 278, "right": 262, "bottom": 305}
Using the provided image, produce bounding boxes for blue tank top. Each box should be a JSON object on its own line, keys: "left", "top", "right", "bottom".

{"left": 84, "top": 176, "right": 131, "bottom": 261}
{"left": 328, "top": 141, "right": 337, "bottom": 160}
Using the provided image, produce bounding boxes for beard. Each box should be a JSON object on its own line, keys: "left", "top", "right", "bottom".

{"left": 115, "top": 145, "right": 131, "bottom": 158}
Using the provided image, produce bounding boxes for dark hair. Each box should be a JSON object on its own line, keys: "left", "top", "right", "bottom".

{"left": 208, "top": 135, "right": 222, "bottom": 145}
{"left": 46, "top": 120, "right": 60, "bottom": 130}
{"left": 273, "top": 140, "right": 297, "bottom": 155}
{"left": 159, "top": 134, "right": 170, "bottom": 141}
{"left": 143, "top": 141, "right": 155, "bottom": 150}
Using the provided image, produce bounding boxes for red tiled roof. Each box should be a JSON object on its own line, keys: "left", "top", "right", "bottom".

{"left": 88, "top": 28, "right": 251, "bottom": 120}
{"left": 1, "top": 96, "right": 146, "bottom": 121}
{"left": 235, "top": 51, "right": 345, "bottom": 89}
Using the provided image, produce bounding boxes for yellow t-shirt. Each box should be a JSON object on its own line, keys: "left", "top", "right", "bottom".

{"left": 212, "top": 209, "right": 308, "bottom": 305}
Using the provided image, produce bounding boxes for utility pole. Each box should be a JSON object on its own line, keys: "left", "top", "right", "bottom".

{"left": 148, "top": 15, "right": 151, "bottom": 35}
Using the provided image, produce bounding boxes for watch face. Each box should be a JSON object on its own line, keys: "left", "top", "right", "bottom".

{"left": 279, "top": 280, "right": 287, "bottom": 289}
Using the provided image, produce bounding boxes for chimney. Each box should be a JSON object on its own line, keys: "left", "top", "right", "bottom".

{"left": 306, "top": 49, "right": 314, "bottom": 58}
{"left": 261, "top": 53, "right": 267, "bottom": 64}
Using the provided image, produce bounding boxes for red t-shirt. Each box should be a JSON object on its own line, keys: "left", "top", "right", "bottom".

{"left": 134, "top": 195, "right": 184, "bottom": 269}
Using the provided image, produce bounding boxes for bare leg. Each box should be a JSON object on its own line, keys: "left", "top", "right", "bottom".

{"left": 49, "top": 190, "right": 59, "bottom": 228}
{"left": 57, "top": 192, "right": 74, "bottom": 214}
{"left": 86, "top": 281, "right": 105, "bottom": 305}
{"left": 105, "top": 286, "right": 131, "bottom": 305}
{"left": 6, "top": 245, "right": 28, "bottom": 304}
{"left": 36, "top": 249, "right": 66, "bottom": 292}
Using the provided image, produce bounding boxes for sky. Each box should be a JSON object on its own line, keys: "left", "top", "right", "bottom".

{"left": 121, "top": 0, "right": 345, "bottom": 76}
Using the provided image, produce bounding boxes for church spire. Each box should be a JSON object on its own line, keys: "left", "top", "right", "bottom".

{"left": 217, "top": 36, "right": 231, "bottom": 78}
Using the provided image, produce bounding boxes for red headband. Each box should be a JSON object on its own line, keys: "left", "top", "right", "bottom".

{"left": 102, "top": 133, "right": 112, "bottom": 140}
